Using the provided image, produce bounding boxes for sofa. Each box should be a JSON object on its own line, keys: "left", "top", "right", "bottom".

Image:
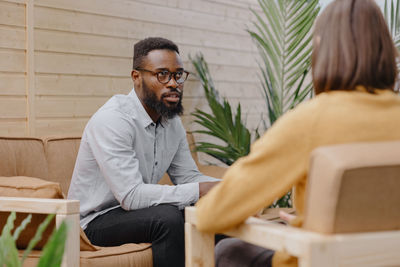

{"left": 0, "top": 133, "right": 226, "bottom": 266}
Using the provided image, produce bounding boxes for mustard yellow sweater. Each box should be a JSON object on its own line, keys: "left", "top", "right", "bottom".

{"left": 196, "top": 88, "right": 400, "bottom": 267}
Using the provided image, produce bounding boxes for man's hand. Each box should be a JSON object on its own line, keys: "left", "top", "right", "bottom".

{"left": 199, "top": 181, "right": 219, "bottom": 198}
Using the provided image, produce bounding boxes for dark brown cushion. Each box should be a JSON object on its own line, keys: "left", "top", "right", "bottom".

{"left": 0, "top": 176, "right": 63, "bottom": 249}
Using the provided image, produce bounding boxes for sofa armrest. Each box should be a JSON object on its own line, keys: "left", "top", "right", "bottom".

{"left": 0, "top": 197, "right": 80, "bottom": 267}
{"left": 184, "top": 206, "right": 400, "bottom": 267}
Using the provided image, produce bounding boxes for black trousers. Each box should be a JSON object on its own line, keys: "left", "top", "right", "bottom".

{"left": 215, "top": 238, "right": 274, "bottom": 267}
{"left": 84, "top": 205, "right": 185, "bottom": 267}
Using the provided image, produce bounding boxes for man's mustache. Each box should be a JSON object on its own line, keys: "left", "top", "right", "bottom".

{"left": 161, "top": 88, "right": 182, "bottom": 99}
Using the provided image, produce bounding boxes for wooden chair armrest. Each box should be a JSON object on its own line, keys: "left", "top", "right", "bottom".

{"left": 0, "top": 196, "right": 80, "bottom": 267}
{"left": 0, "top": 196, "right": 79, "bottom": 215}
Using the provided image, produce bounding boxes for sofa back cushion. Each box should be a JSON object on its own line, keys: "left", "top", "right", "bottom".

{"left": 45, "top": 137, "right": 81, "bottom": 195}
{"left": 0, "top": 137, "right": 48, "bottom": 179}
{"left": 303, "top": 141, "right": 400, "bottom": 234}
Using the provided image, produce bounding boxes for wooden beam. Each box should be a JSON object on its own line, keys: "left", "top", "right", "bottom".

{"left": 25, "top": 0, "right": 35, "bottom": 136}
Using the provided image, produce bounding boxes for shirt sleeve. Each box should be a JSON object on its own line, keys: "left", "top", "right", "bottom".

{"left": 195, "top": 105, "right": 314, "bottom": 233}
{"left": 86, "top": 109, "right": 204, "bottom": 210}
{"left": 167, "top": 134, "right": 220, "bottom": 185}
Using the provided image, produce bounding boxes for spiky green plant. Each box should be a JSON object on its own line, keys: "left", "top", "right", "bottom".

{"left": 190, "top": 53, "right": 254, "bottom": 166}
{"left": 248, "top": 0, "right": 320, "bottom": 126}
{"left": 0, "top": 212, "right": 67, "bottom": 267}
{"left": 384, "top": 0, "right": 400, "bottom": 49}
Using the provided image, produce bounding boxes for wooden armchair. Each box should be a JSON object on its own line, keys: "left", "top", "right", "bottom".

{"left": 0, "top": 197, "right": 80, "bottom": 267}
{"left": 185, "top": 141, "right": 400, "bottom": 267}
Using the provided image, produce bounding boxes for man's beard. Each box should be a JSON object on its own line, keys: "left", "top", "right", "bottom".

{"left": 142, "top": 80, "right": 184, "bottom": 121}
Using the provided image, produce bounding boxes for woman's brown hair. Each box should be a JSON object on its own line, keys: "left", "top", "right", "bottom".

{"left": 312, "top": 0, "right": 398, "bottom": 94}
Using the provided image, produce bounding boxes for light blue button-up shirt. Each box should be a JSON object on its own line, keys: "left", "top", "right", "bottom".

{"left": 68, "top": 89, "right": 218, "bottom": 229}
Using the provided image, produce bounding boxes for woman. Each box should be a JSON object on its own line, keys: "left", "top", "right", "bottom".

{"left": 195, "top": 0, "right": 400, "bottom": 266}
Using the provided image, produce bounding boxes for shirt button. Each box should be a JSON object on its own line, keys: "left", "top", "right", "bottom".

{"left": 155, "top": 161, "right": 158, "bottom": 166}
{"left": 151, "top": 123, "right": 155, "bottom": 127}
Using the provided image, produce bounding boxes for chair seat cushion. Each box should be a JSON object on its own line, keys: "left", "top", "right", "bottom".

{"left": 20, "top": 243, "right": 152, "bottom": 267}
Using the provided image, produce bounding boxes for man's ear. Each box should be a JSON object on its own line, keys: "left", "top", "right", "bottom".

{"left": 131, "top": 70, "right": 140, "bottom": 81}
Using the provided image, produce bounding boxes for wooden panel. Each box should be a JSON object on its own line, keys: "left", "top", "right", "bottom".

{"left": 0, "top": 1, "right": 25, "bottom": 27}
{"left": 36, "top": 74, "right": 131, "bottom": 96}
{"left": 1, "top": 0, "right": 25, "bottom": 3}
{"left": 35, "top": 95, "right": 263, "bottom": 121}
{"left": 35, "top": 0, "right": 247, "bottom": 36}
{"left": 0, "top": 73, "right": 26, "bottom": 96}
{"left": 35, "top": 96, "right": 108, "bottom": 118}
{"left": 35, "top": 29, "right": 258, "bottom": 68}
{"left": 35, "top": 51, "right": 258, "bottom": 82}
{"left": 0, "top": 0, "right": 267, "bottom": 137}
{"left": 35, "top": 118, "right": 89, "bottom": 136}
{"left": 35, "top": 52, "right": 131, "bottom": 76}
{"left": 34, "top": 6, "right": 256, "bottom": 53}
{"left": 203, "top": 64, "right": 259, "bottom": 83}
{"left": 35, "top": 29, "right": 132, "bottom": 58}
{"left": 0, "top": 26, "right": 25, "bottom": 50}
{"left": 0, "top": 97, "right": 26, "bottom": 118}
{"left": 228, "top": 98, "right": 267, "bottom": 113}
{"left": 209, "top": 0, "right": 259, "bottom": 9}
{"left": 182, "top": 97, "right": 209, "bottom": 115}
{"left": 0, "top": 50, "right": 25, "bottom": 73}
{"left": 0, "top": 120, "right": 26, "bottom": 136}
{"left": 26, "top": 0, "right": 36, "bottom": 136}
{"left": 141, "top": 0, "right": 257, "bottom": 20}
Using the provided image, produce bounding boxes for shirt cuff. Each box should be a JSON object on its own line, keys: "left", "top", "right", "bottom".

{"left": 177, "top": 182, "right": 199, "bottom": 209}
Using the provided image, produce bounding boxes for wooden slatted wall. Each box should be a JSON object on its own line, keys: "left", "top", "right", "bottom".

{"left": 0, "top": 0, "right": 266, "bottom": 140}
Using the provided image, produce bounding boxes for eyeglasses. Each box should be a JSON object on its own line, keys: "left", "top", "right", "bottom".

{"left": 136, "top": 68, "right": 189, "bottom": 84}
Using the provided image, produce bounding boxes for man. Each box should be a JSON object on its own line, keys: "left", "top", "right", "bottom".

{"left": 68, "top": 37, "right": 219, "bottom": 267}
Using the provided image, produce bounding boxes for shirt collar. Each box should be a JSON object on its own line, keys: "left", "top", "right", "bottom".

{"left": 129, "top": 88, "right": 154, "bottom": 129}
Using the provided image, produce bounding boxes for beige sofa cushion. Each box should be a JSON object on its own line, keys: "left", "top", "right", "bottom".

{"left": 20, "top": 243, "right": 152, "bottom": 267}
{"left": 0, "top": 137, "right": 48, "bottom": 179}
{"left": 303, "top": 141, "right": 400, "bottom": 234}
{"left": 0, "top": 176, "right": 63, "bottom": 249}
{"left": 44, "top": 137, "right": 81, "bottom": 195}
{"left": 0, "top": 176, "right": 63, "bottom": 198}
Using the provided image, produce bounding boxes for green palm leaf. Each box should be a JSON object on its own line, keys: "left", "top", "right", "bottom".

{"left": 384, "top": 0, "right": 400, "bottom": 52}
{"left": 190, "top": 53, "right": 254, "bottom": 166}
{"left": 248, "top": 0, "right": 320, "bottom": 125}
{"left": 247, "top": 0, "right": 319, "bottom": 208}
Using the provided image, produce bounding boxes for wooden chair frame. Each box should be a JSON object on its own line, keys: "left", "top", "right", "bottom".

{"left": 185, "top": 206, "right": 400, "bottom": 267}
{"left": 0, "top": 196, "right": 80, "bottom": 267}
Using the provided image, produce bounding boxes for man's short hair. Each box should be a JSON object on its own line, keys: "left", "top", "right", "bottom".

{"left": 132, "top": 37, "right": 180, "bottom": 69}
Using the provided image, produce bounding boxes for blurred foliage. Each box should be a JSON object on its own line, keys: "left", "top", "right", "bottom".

{"left": 0, "top": 212, "right": 67, "bottom": 267}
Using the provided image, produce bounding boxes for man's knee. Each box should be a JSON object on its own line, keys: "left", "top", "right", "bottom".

{"left": 154, "top": 205, "right": 184, "bottom": 234}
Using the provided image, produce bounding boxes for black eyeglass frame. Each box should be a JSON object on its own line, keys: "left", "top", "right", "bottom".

{"left": 135, "top": 68, "right": 189, "bottom": 84}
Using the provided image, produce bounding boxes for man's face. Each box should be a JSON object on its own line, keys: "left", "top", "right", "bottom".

{"left": 134, "top": 49, "right": 185, "bottom": 120}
